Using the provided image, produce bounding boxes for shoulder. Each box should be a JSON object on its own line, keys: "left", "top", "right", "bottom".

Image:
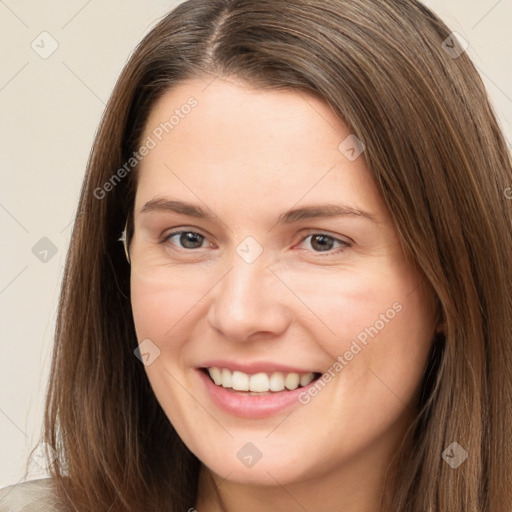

{"left": 0, "top": 478, "right": 61, "bottom": 512}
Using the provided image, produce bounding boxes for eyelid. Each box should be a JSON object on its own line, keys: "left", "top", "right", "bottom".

{"left": 161, "top": 228, "right": 214, "bottom": 249}
{"left": 295, "top": 232, "right": 351, "bottom": 256}
{"left": 161, "top": 227, "right": 352, "bottom": 255}
{"left": 300, "top": 229, "right": 353, "bottom": 245}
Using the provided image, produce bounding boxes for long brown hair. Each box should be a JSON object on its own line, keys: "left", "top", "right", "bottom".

{"left": 41, "top": 0, "right": 512, "bottom": 510}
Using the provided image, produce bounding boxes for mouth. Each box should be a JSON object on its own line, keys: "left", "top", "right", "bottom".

{"left": 200, "top": 367, "right": 323, "bottom": 396}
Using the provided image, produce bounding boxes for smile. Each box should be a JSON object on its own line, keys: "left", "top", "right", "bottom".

{"left": 197, "top": 365, "right": 324, "bottom": 418}
{"left": 204, "top": 367, "right": 321, "bottom": 394}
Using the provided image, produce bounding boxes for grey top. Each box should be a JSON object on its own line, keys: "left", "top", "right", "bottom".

{"left": 0, "top": 478, "right": 60, "bottom": 512}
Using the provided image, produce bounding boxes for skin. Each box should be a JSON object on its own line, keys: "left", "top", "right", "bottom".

{"left": 129, "top": 76, "right": 439, "bottom": 512}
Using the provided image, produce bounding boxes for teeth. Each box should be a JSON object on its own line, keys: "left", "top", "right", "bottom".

{"left": 250, "top": 372, "right": 270, "bottom": 392}
{"left": 231, "top": 371, "right": 249, "bottom": 391}
{"left": 300, "top": 373, "right": 315, "bottom": 387}
{"left": 269, "top": 372, "right": 285, "bottom": 392}
{"left": 221, "top": 368, "right": 232, "bottom": 388}
{"left": 209, "top": 367, "right": 222, "bottom": 385}
{"left": 206, "top": 367, "right": 317, "bottom": 393}
{"left": 284, "top": 373, "right": 300, "bottom": 390}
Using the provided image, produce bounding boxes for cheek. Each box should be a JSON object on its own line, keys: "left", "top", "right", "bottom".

{"left": 325, "top": 274, "right": 435, "bottom": 412}
{"left": 130, "top": 270, "right": 210, "bottom": 343}
{"left": 130, "top": 279, "right": 168, "bottom": 343}
{"left": 288, "top": 263, "right": 435, "bottom": 391}
{"left": 275, "top": 266, "right": 409, "bottom": 351}
{"left": 129, "top": 275, "right": 204, "bottom": 429}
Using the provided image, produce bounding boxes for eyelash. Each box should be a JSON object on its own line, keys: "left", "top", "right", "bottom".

{"left": 159, "top": 229, "right": 351, "bottom": 256}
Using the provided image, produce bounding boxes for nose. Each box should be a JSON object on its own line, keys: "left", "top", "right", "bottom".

{"left": 207, "top": 253, "right": 292, "bottom": 342}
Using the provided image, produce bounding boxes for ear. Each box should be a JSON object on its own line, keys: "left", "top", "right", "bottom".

{"left": 118, "top": 219, "right": 130, "bottom": 264}
{"left": 434, "top": 305, "right": 446, "bottom": 335}
{"left": 435, "top": 317, "right": 446, "bottom": 335}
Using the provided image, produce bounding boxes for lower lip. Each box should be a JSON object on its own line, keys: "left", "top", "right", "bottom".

{"left": 197, "top": 369, "right": 319, "bottom": 419}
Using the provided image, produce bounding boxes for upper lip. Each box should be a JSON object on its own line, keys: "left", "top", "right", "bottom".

{"left": 198, "top": 360, "right": 321, "bottom": 375}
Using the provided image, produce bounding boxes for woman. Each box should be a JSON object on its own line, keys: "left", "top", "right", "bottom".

{"left": 1, "top": 0, "right": 511, "bottom": 510}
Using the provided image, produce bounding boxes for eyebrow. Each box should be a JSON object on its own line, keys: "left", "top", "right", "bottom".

{"left": 140, "top": 198, "right": 377, "bottom": 224}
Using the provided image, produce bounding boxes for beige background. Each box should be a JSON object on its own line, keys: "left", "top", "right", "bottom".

{"left": 1, "top": 0, "right": 511, "bottom": 487}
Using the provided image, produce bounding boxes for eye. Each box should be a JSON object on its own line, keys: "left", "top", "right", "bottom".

{"left": 297, "top": 233, "right": 351, "bottom": 254}
{"left": 160, "top": 230, "right": 211, "bottom": 250}
{"left": 159, "top": 229, "right": 351, "bottom": 255}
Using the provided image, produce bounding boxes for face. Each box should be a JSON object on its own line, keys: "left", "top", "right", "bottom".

{"left": 129, "top": 76, "right": 437, "bottom": 489}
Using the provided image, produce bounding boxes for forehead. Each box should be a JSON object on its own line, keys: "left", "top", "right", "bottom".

{"left": 134, "top": 77, "right": 388, "bottom": 223}
{"left": 142, "top": 76, "right": 344, "bottom": 153}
